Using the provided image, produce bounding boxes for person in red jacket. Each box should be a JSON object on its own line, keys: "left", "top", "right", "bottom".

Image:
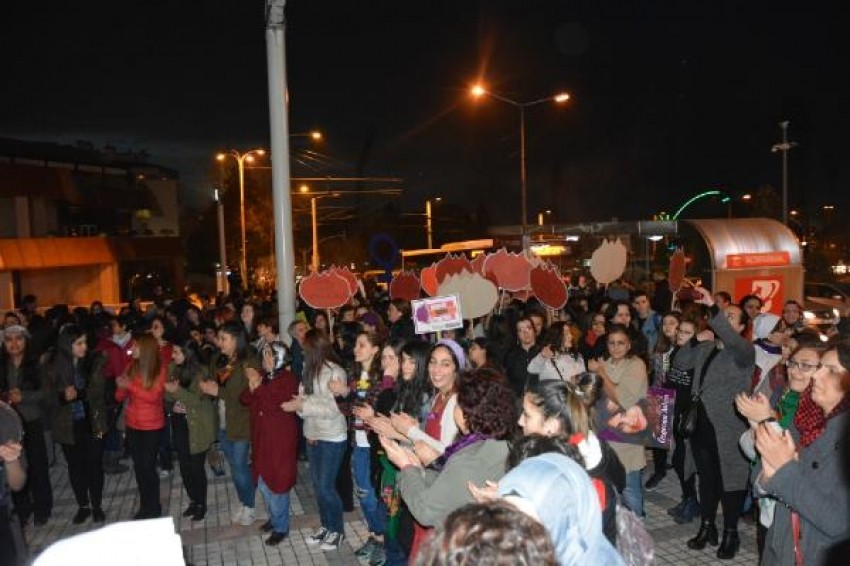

{"left": 116, "top": 333, "right": 167, "bottom": 520}
{"left": 239, "top": 343, "right": 299, "bottom": 546}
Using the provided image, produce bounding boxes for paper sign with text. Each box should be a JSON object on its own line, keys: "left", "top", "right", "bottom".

{"left": 412, "top": 294, "right": 463, "bottom": 334}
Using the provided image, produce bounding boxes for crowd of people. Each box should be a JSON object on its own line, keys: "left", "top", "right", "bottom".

{"left": 0, "top": 275, "right": 849, "bottom": 565}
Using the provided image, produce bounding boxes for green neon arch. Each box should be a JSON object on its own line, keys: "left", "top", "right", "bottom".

{"left": 672, "top": 190, "right": 731, "bottom": 220}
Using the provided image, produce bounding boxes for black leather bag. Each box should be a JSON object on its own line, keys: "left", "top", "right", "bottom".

{"left": 677, "top": 347, "right": 720, "bottom": 439}
{"left": 678, "top": 394, "right": 704, "bottom": 438}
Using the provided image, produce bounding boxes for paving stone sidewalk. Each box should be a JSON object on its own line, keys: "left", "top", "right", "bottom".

{"left": 22, "top": 450, "right": 758, "bottom": 565}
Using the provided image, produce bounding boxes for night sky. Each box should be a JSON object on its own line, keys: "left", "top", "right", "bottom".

{"left": 3, "top": 1, "right": 847, "bottom": 226}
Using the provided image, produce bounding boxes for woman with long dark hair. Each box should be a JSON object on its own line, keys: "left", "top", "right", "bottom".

{"left": 1, "top": 325, "right": 53, "bottom": 526}
{"left": 281, "top": 329, "right": 349, "bottom": 551}
{"left": 199, "top": 321, "right": 261, "bottom": 526}
{"left": 164, "top": 343, "right": 215, "bottom": 521}
{"left": 116, "top": 333, "right": 167, "bottom": 520}
{"left": 348, "top": 330, "right": 386, "bottom": 556}
{"left": 645, "top": 312, "right": 680, "bottom": 490}
{"left": 44, "top": 324, "right": 107, "bottom": 524}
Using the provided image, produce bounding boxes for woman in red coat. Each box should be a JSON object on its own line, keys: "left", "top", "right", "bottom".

{"left": 116, "top": 333, "right": 167, "bottom": 520}
{"left": 240, "top": 342, "right": 299, "bottom": 546}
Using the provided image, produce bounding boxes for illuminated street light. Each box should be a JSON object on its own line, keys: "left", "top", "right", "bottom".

{"left": 425, "top": 197, "right": 442, "bottom": 249}
{"left": 469, "top": 83, "right": 571, "bottom": 250}
{"left": 216, "top": 148, "right": 265, "bottom": 289}
{"left": 291, "top": 130, "right": 323, "bottom": 141}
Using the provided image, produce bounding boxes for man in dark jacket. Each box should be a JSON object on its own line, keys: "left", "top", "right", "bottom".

{"left": 502, "top": 317, "right": 541, "bottom": 396}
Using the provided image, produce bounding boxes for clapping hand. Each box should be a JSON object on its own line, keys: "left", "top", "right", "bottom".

{"left": 735, "top": 392, "right": 772, "bottom": 425}
{"left": 352, "top": 404, "right": 375, "bottom": 421}
{"left": 379, "top": 435, "right": 422, "bottom": 470}
{"left": 164, "top": 380, "right": 179, "bottom": 394}
{"left": 64, "top": 385, "right": 78, "bottom": 401}
{"left": 328, "top": 378, "right": 349, "bottom": 397}
{"left": 199, "top": 380, "right": 219, "bottom": 397}
{"left": 468, "top": 480, "right": 499, "bottom": 503}
{"left": 367, "top": 414, "right": 405, "bottom": 440}
{"left": 281, "top": 395, "right": 304, "bottom": 413}
{"left": 754, "top": 422, "right": 796, "bottom": 481}
{"left": 412, "top": 441, "right": 440, "bottom": 466}
{"left": 0, "top": 441, "right": 22, "bottom": 463}
{"left": 390, "top": 412, "right": 418, "bottom": 436}
{"left": 245, "top": 367, "right": 263, "bottom": 391}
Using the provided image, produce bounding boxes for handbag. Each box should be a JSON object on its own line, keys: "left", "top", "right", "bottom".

{"left": 677, "top": 347, "right": 720, "bottom": 438}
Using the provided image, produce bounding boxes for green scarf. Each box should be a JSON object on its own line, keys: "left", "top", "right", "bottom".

{"left": 776, "top": 389, "right": 800, "bottom": 430}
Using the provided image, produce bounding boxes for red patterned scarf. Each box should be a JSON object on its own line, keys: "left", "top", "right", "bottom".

{"left": 794, "top": 384, "right": 850, "bottom": 448}
{"left": 794, "top": 383, "right": 825, "bottom": 448}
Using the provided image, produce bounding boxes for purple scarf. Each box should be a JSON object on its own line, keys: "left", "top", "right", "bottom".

{"left": 432, "top": 432, "right": 489, "bottom": 472}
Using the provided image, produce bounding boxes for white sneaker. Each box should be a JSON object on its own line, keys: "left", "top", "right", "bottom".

{"left": 238, "top": 506, "right": 256, "bottom": 526}
{"left": 306, "top": 526, "right": 328, "bottom": 546}
{"left": 320, "top": 531, "right": 345, "bottom": 551}
{"left": 231, "top": 505, "right": 245, "bottom": 523}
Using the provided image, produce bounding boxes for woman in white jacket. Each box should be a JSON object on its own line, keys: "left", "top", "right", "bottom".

{"left": 281, "top": 329, "right": 349, "bottom": 551}
{"left": 528, "top": 322, "right": 586, "bottom": 384}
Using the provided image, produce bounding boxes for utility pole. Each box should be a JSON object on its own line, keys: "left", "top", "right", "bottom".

{"left": 771, "top": 121, "right": 797, "bottom": 226}
{"left": 266, "top": 0, "right": 296, "bottom": 329}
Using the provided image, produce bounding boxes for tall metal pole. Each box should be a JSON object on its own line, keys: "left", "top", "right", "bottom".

{"left": 215, "top": 189, "right": 229, "bottom": 295}
{"left": 266, "top": 0, "right": 296, "bottom": 329}
{"left": 238, "top": 157, "right": 248, "bottom": 290}
{"left": 781, "top": 121, "right": 789, "bottom": 226}
{"left": 772, "top": 120, "right": 795, "bottom": 226}
{"left": 311, "top": 196, "right": 319, "bottom": 271}
{"left": 519, "top": 106, "right": 529, "bottom": 251}
{"left": 425, "top": 199, "right": 433, "bottom": 249}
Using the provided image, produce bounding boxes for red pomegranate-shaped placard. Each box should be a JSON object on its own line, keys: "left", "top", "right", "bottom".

{"left": 329, "top": 265, "right": 359, "bottom": 297}
{"left": 530, "top": 264, "right": 568, "bottom": 310}
{"left": 390, "top": 271, "right": 421, "bottom": 301}
{"left": 469, "top": 253, "right": 487, "bottom": 276}
{"left": 483, "top": 248, "right": 533, "bottom": 291}
{"left": 668, "top": 248, "right": 686, "bottom": 292}
{"left": 298, "top": 271, "right": 352, "bottom": 309}
{"left": 435, "top": 253, "right": 472, "bottom": 285}
{"left": 420, "top": 264, "right": 439, "bottom": 297}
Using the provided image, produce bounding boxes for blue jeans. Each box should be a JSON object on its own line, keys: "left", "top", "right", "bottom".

{"left": 307, "top": 440, "right": 346, "bottom": 533}
{"left": 623, "top": 469, "right": 645, "bottom": 518}
{"left": 258, "top": 476, "right": 291, "bottom": 534}
{"left": 352, "top": 445, "right": 386, "bottom": 535}
{"left": 218, "top": 429, "right": 255, "bottom": 508}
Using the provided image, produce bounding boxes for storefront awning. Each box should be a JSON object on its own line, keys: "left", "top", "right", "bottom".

{"left": 0, "top": 237, "right": 115, "bottom": 270}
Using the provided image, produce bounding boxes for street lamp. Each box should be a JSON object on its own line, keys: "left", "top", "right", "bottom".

{"left": 537, "top": 209, "right": 552, "bottom": 226}
{"left": 425, "top": 197, "right": 442, "bottom": 249}
{"left": 214, "top": 189, "right": 229, "bottom": 295}
{"left": 470, "top": 83, "right": 570, "bottom": 250}
{"left": 216, "top": 148, "right": 265, "bottom": 290}
{"left": 291, "top": 130, "right": 323, "bottom": 141}
{"left": 771, "top": 121, "right": 797, "bottom": 226}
